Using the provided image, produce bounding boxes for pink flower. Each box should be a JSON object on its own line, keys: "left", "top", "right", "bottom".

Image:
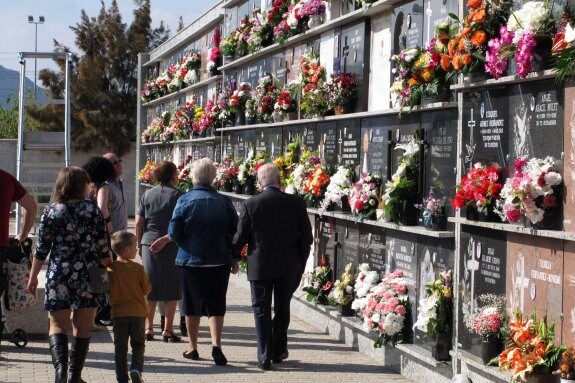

{"left": 395, "top": 305, "right": 407, "bottom": 316}
{"left": 505, "top": 208, "right": 522, "bottom": 223}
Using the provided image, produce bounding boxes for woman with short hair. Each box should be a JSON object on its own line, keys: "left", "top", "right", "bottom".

{"left": 168, "top": 158, "right": 239, "bottom": 365}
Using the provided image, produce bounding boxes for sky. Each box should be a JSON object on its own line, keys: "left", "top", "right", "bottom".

{"left": 0, "top": 0, "right": 218, "bottom": 78}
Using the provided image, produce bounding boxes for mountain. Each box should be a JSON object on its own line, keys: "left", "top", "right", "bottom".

{"left": 0, "top": 65, "right": 45, "bottom": 108}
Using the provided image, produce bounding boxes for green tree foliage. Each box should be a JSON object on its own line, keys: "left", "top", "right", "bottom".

{"left": 28, "top": 0, "right": 169, "bottom": 156}
{"left": 0, "top": 95, "right": 41, "bottom": 139}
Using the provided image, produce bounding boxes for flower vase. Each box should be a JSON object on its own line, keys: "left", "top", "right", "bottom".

{"left": 531, "top": 207, "right": 561, "bottom": 231}
{"left": 339, "top": 195, "right": 351, "bottom": 213}
{"left": 235, "top": 112, "right": 245, "bottom": 126}
{"left": 246, "top": 116, "right": 256, "bottom": 125}
{"left": 399, "top": 194, "right": 420, "bottom": 226}
{"left": 243, "top": 178, "right": 256, "bottom": 195}
{"left": 285, "top": 111, "right": 298, "bottom": 121}
{"left": 421, "top": 85, "right": 451, "bottom": 106}
{"left": 430, "top": 214, "right": 447, "bottom": 231}
{"left": 222, "top": 180, "right": 233, "bottom": 193}
{"left": 338, "top": 303, "right": 355, "bottom": 317}
{"left": 465, "top": 205, "right": 499, "bottom": 222}
{"left": 233, "top": 181, "right": 243, "bottom": 195}
{"left": 481, "top": 335, "right": 503, "bottom": 365}
{"left": 506, "top": 37, "right": 551, "bottom": 77}
{"left": 431, "top": 329, "right": 451, "bottom": 361}
{"left": 334, "top": 105, "right": 347, "bottom": 115}
{"left": 520, "top": 372, "right": 556, "bottom": 383}
{"left": 224, "top": 55, "right": 235, "bottom": 64}
{"left": 307, "top": 14, "right": 323, "bottom": 29}
{"left": 272, "top": 110, "right": 284, "bottom": 123}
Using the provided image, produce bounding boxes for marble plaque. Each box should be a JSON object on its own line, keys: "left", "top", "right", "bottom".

{"left": 315, "top": 215, "right": 337, "bottom": 274}
{"left": 337, "top": 119, "right": 361, "bottom": 171}
{"left": 564, "top": 80, "right": 575, "bottom": 233}
{"left": 358, "top": 223, "right": 386, "bottom": 273}
{"left": 339, "top": 20, "right": 370, "bottom": 112}
{"left": 422, "top": 0, "right": 457, "bottom": 47}
{"left": 360, "top": 117, "right": 388, "bottom": 177}
{"left": 273, "top": 51, "right": 287, "bottom": 85}
{"left": 285, "top": 44, "right": 303, "bottom": 84}
{"left": 462, "top": 88, "right": 510, "bottom": 172}
{"left": 283, "top": 123, "right": 317, "bottom": 153}
{"left": 391, "top": 115, "right": 420, "bottom": 183}
{"left": 231, "top": 131, "right": 246, "bottom": 160}
{"left": 223, "top": 135, "right": 234, "bottom": 159}
{"left": 318, "top": 121, "right": 338, "bottom": 167}
{"left": 247, "top": 61, "right": 260, "bottom": 88}
{"left": 562, "top": 241, "right": 575, "bottom": 344}
{"left": 335, "top": 221, "right": 360, "bottom": 278}
{"left": 506, "top": 234, "right": 563, "bottom": 341}
{"left": 458, "top": 226, "right": 507, "bottom": 356}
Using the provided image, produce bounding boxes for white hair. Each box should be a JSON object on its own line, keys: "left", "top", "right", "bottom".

{"left": 257, "top": 163, "right": 281, "bottom": 188}
{"left": 191, "top": 158, "right": 216, "bottom": 185}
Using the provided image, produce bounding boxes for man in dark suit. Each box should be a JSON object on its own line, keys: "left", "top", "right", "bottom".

{"left": 233, "top": 163, "right": 313, "bottom": 371}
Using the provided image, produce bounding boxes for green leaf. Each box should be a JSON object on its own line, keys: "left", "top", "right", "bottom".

{"left": 448, "top": 13, "right": 460, "bottom": 22}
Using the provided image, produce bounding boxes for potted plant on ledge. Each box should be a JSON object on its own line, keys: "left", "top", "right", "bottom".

{"left": 328, "top": 262, "right": 355, "bottom": 316}
{"left": 465, "top": 293, "right": 507, "bottom": 365}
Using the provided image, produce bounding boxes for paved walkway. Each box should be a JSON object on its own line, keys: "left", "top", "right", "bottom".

{"left": 0, "top": 275, "right": 413, "bottom": 383}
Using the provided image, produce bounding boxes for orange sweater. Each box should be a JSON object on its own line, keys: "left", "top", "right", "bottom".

{"left": 108, "top": 259, "right": 151, "bottom": 319}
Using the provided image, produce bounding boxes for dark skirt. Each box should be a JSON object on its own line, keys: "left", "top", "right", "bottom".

{"left": 180, "top": 265, "right": 231, "bottom": 317}
{"left": 142, "top": 242, "right": 181, "bottom": 301}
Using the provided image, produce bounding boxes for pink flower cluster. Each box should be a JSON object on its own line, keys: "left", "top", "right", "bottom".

{"left": 467, "top": 308, "right": 503, "bottom": 339}
{"left": 348, "top": 173, "right": 382, "bottom": 218}
{"left": 300, "top": 0, "right": 326, "bottom": 17}
{"left": 485, "top": 26, "right": 514, "bottom": 79}
{"left": 515, "top": 29, "right": 537, "bottom": 79}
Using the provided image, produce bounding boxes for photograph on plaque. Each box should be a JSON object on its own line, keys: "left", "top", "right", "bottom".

{"left": 336, "top": 119, "right": 361, "bottom": 171}
{"left": 506, "top": 234, "right": 563, "bottom": 340}
{"left": 358, "top": 223, "right": 386, "bottom": 273}
{"left": 360, "top": 118, "right": 388, "bottom": 177}
{"left": 334, "top": 221, "right": 360, "bottom": 278}
{"left": 458, "top": 226, "right": 507, "bottom": 356}
{"left": 413, "top": 236, "right": 455, "bottom": 346}
{"left": 462, "top": 88, "right": 510, "bottom": 174}
{"left": 314, "top": 215, "right": 337, "bottom": 280}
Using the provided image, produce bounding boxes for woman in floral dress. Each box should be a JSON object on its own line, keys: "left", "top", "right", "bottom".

{"left": 27, "top": 167, "right": 112, "bottom": 383}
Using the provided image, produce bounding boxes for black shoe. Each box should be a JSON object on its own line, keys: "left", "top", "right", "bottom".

{"left": 257, "top": 361, "right": 272, "bottom": 371}
{"left": 211, "top": 346, "right": 228, "bottom": 366}
{"left": 183, "top": 350, "right": 199, "bottom": 360}
{"left": 129, "top": 369, "right": 142, "bottom": 383}
{"left": 272, "top": 351, "right": 289, "bottom": 363}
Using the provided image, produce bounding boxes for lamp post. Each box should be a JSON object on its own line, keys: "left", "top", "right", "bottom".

{"left": 27, "top": 15, "right": 45, "bottom": 98}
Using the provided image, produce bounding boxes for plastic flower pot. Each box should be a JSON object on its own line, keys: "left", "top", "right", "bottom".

{"left": 481, "top": 335, "right": 503, "bottom": 365}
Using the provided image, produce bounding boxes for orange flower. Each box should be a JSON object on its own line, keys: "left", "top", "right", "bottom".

{"left": 460, "top": 27, "right": 472, "bottom": 38}
{"left": 462, "top": 53, "right": 473, "bottom": 66}
{"left": 452, "top": 54, "right": 463, "bottom": 71}
{"left": 407, "top": 77, "right": 420, "bottom": 87}
{"left": 440, "top": 54, "right": 452, "bottom": 71}
{"left": 466, "top": 0, "right": 482, "bottom": 9}
{"left": 457, "top": 38, "right": 466, "bottom": 53}
{"left": 470, "top": 30, "right": 487, "bottom": 46}
{"left": 471, "top": 8, "right": 486, "bottom": 23}
{"left": 448, "top": 39, "right": 458, "bottom": 56}
{"left": 421, "top": 69, "right": 433, "bottom": 82}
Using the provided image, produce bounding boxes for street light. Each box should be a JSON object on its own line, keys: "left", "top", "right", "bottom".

{"left": 28, "top": 15, "right": 45, "bottom": 98}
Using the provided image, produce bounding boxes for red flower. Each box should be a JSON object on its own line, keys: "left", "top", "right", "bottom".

{"left": 321, "top": 281, "right": 334, "bottom": 291}
{"left": 354, "top": 199, "right": 365, "bottom": 211}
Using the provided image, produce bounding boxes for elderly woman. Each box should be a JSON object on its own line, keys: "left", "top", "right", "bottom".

{"left": 27, "top": 167, "right": 112, "bottom": 383}
{"left": 135, "top": 160, "right": 183, "bottom": 342}
{"left": 168, "top": 158, "right": 239, "bottom": 365}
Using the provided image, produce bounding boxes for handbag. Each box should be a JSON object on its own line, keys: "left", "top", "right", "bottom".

{"left": 4, "top": 238, "right": 38, "bottom": 311}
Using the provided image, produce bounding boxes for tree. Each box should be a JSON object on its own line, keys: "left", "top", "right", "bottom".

{"left": 0, "top": 95, "right": 41, "bottom": 139}
{"left": 28, "top": 0, "right": 169, "bottom": 156}
{"left": 177, "top": 16, "right": 184, "bottom": 32}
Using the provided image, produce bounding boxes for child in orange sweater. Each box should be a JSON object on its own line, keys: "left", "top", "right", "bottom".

{"left": 109, "top": 231, "right": 151, "bottom": 383}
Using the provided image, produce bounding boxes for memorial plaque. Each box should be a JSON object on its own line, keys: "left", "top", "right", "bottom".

{"left": 223, "top": 135, "right": 234, "bottom": 159}
{"left": 422, "top": 0, "right": 457, "bottom": 47}
{"left": 564, "top": 83, "right": 575, "bottom": 233}
{"left": 315, "top": 215, "right": 337, "bottom": 276}
{"left": 390, "top": 1, "right": 424, "bottom": 90}
{"left": 358, "top": 223, "right": 386, "bottom": 273}
{"left": 390, "top": 114, "right": 419, "bottom": 182}
{"left": 317, "top": 121, "right": 338, "bottom": 167}
{"left": 508, "top": 81, "right": 564, "bottom": 162}
{"left": 335, "top": 221, "right": 360, "bottom": 278}
{"left": 273, "top": 52, "right": 287, "bottom": 85}
{"left": 507, "top": 234, "right": 563, "bottom": 341}
{"left": 256, "top": 127, "right": 282, "bottom": 159}
{"left": 458, "top": 226, "right": 507, "bottom": 356}
{"left": 259, "top": 57, "right": 273, "bottom": 80}
{"left": 337, "top": 119, "right": 361, "bottom": 171}
{"left": 360, "top": 117, "right": 388, "bottom": 177}
{"left": 282, "top": 123, "right": 317, "bottom": 153}
{"left": 338, "top": 20, "right": 370, "bottom": 112}
{"left": 285, "top": 44, "right": 303, "bottom": 84}
{"left": 247, "top": 60, "right": 260, "bottom": 88}
{"left": 244, "top": 129, "right": 257, "bottom": 154}
{"left": 225, "top": 69, "right": 239, "bottom": 91}
{"left": 386, "top": 231, "right": 418, "bottom": 327}
{"left": 192, "top": 143, "right": 201, "bottom": 161}
{"left": 462, "top": 88, "right": 510, "bottom": 172}
{"left": 213, "top": 141, "right": 222, "bottom": 163}
{"left": 421, "top": 109, "right": 458, "bottom": 216}
{"left": 562, "top": 241, "right": 575, "bottom": 344}
{"left": 231, "top": 131, "right": 247, "bottom": 160}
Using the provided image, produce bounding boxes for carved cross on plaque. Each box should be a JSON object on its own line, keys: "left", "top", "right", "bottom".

{"left": 465, "top": 108, "right": 476, "bottom": 164}
{"left": 467, "top": 240, "right": 481, "bottom": 314}
{"left": 514, "top": 255, "right": 530, "bottom": 313}
{"left": 342, "top": 36, "right": 350, "bottom": 72}
{"left": 337, "top": 129, "right": 344, "bottom": 163}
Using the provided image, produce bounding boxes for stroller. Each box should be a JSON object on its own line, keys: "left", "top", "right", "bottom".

{"left": 0, "top": 238, "right": 33, "bottom": 348}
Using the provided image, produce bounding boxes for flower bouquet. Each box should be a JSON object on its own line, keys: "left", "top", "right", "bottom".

{"left": 299, "top": 50, "right": 329, "bottom": 118}
{"left": 229, "top": 82, "right": 253, "bottom": 124}
{"left": 285, "top": 149, "right": 321, "bottom": 195}
{"left": 215, "top": 156, "right": 238, "bottom": 192}
{"left": 220, "top": 33, "right": 237, "bottom": 60}
{"left": 417, "top": 187, "right": 447, "bottom": 231}
{"left": 495, "top": 156, "right": 562, "bottom": 228}
{"left": 246, "top": 9, "right": 269, "bottom": 53}
{"left": 302, "top": 164, "right": 330, "bottom": 208}
{"left": 451, "top": 162, "right": 503, "bottom": 221}
{"left": 237, "top": 149, "right": 267, "bottom": 194}
{"left": 499, "top": 312, "right": 565, "bottom": 382}
{"left": 207, "top": 27, "right": 222, "bottom": 76}
{"left": 349, "top": 172, "right": 382, "bottom": 221}
{"left": 381, "top": 136, "right": 420, "bottom": 225}
{"left": 328, "top": 263, "right": 355, "bottom": 316}
{"left": 413, "top": 270, "right": 453, "bottom": 361}
{"left": 303, "top": 255, "right": 333, "bottom": 305}
{"left": 274, "top": 135, "right": 302, "bottom": 188}
{"left": 351, "top": 263, "right": 380, "bottom": 315}
{"left": 177, "top": 155, "right": 194, "bottom": 192}
{"left": 138, "top": 160, "right": 156, "bottom": 184}
{"left": 466, "top": 294, "right": 506, "bottom": 364}
{"left": 362, "top": 270, "right": 410, "bottom": 347}
{"left": 325, "top": 72, "right": 358, "bottom": 114}
{"left": 244, "top": 98, "right": 257, "bottom": 124}
{"left": 318, "top": 166, "right": 354, "bottom": 214}
{"left": 556, "top": 346, "right": 575, "bottom": 381}
{"left": 254, "top": 74, "right": 281, "bottom": 123}
{"left": 274, "top": 88, "right": 297, "bottom": 119}
{"left": 551, "top": 5, "right": 575, "bottom": 83}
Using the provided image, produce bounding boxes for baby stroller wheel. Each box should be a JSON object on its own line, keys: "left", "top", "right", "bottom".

{"left": 11, "top": 329, "right": 28, "bottom": 348}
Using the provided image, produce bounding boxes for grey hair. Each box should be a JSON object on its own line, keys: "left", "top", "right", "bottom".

{"left": 257, "top": 163, "right": 281, "bottom": 188}
{"left": 191, "top": 157, "right": 217, "bottom": 185}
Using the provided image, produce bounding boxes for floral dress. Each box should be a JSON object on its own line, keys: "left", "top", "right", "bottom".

{"left": 35, "top": 200, "right": 110, "bottom": 311}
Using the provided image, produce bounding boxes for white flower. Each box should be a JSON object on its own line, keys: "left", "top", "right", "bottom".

{"left": 544, "top": 171, "right": 562, "bottom": 187}
{"left": 372, "top": 313, "right": 381, "bottom": 324}
{"left": 566, "top": 23, "right": 575, "bottom": 43}
{"left": 403, "top": 48, "right": 419, "bottom": 63}
{"left": 395, "top": 138, "right": 419, "bottom": 158}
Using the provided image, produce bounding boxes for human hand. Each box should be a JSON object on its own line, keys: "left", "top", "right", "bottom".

{"left": 26, "top": 275, "right": 38, "bottom": 295}
{"left": 14, "top": 233, "right": 28, "bottom": 243}
{"left": 231, "top": 262, "right": 239, "bottom": 275}
{"left": 150, "top": 236, "right": 170, "bottom": 253}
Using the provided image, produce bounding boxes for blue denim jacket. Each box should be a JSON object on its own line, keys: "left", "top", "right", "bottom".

{"left": 168, "top": 185, "right": 238, "bottom": 266}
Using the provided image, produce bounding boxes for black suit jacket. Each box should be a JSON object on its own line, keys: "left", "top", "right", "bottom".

{"left": 233, "top": 188, "right": 313, "bottom": 281}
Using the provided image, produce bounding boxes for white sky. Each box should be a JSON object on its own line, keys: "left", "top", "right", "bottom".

{"left": 0, "top": 0, "right": 218, "bottom": 78}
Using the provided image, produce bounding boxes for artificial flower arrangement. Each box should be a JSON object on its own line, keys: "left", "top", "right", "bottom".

{"left": 381, "top": 136, "right": 420, "bottom": 224}
{"left": 413, "top": 270, "right": 453, "bottom": 338}
{"left": 551, "top": 5, "right": 575, "bottom": 83}
{"left": 181, "top": 50, "right": 201, "bottom": 85}
{"left": 303, "top": 255, "right": 333, "bottom": 305}
{"left": 244, "top": 98, "right": 257, "bottom": 121}
{"left": 274, "top": 134, "right": 303, "bottom": 188}
{"left": 416, "top": 187, "right": 447, "bottom": 230}
{"left": 207, "top": 27, "right": 222, "bottom": 76}
{"left": 302, "top": 163, "right": 331, "bottom": 207}
{"left": 220, "top": 32, "right": 238, "bottom": 58}
{"left": 495, "top": 156, "right": 562, "bottom": 226}
{"left": 350, "top": 263, "right": 380, "bottom": 314}
{"left": 237, "top": 149, "right": 267, "bottom": 186}
{"left": 486, "top": 1, "right": 555, "bottom": 79}
{"left": 177, "top": 155, "right": 194, "bottom": 192}
{"left": 229, "top": 82, "right": 253, "bottom": 116}
{"left": 285, "top": 149, "right": 321, "bottom": 195}
{"left": 267, "top": 0, "right": 291, "bottom": 46}
{"left": 499, "top": 311, "right": 565, "bottom": 382}
{"left": 234, "top": 16, "right": 253, "bottom": 58}
{"left": 214, "top": 156, "right": 239, "bottom": 190}
{"left": 299, "top": 50, "right": 329, "bottom": 119}
{"left": 254, "top": 74, "right": 281, "bottom": 123}
{"left": 328, "top": 262, "right": 355, "bottom": 307}
{"left": 318, "top": 165, "right": 355, "bottom": 214}
{"left": 465, "top": 293, "right": 506, "bottom": 341}
{"left": 216, "top": 91, "right": 234, "bottom": 126}
{"left": 141, "top": 110, "right": 170, "bottom": 143}
{"left": 556, "top": 346, "right": 575, "bottom": 380}
{"left": 300, "top": 0, "right": 326, "bottom": 18}
{"left": 138, "top": 160, "right": 156, "bottom": 184}
{"left": 348, "top": 172, "right": 383, "bottom": 221}
{"left": 450, "top": 162, "right": 503, "bottom": 217}
{"left": 274, "top": 87, "right": 297, "bottom": 116}
{"left": 192, "top": 98, "right": 218, "bottom": 135}
{"left": 446, "top": 0, "right": 512, "bottom": 76}
{"left": 362, "top": 270, "right": 410, "bottom": 347}
{"left": 325, "top": 72, "right": 358, "bottom": 113}
{"left": 246, "top": 8, "right": 270, "bottom": 54}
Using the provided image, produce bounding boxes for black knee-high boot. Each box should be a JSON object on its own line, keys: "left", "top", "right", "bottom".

{"left": 68, "top": 337, "right": 90, "bottom": 383}
{"left": 49, "top": 333, "right": 68, "bottom": 383}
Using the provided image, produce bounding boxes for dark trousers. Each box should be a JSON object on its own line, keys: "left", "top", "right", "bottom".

{"left": 250, "top": 272, "right": 301, "bottom": 363}
{"left": 112, "top": 317, "right": 145, "bottom": 382}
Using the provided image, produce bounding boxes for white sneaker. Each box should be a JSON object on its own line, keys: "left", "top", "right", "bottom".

{"left": 129, "top": 369, "right": 142, "bottom": 383}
